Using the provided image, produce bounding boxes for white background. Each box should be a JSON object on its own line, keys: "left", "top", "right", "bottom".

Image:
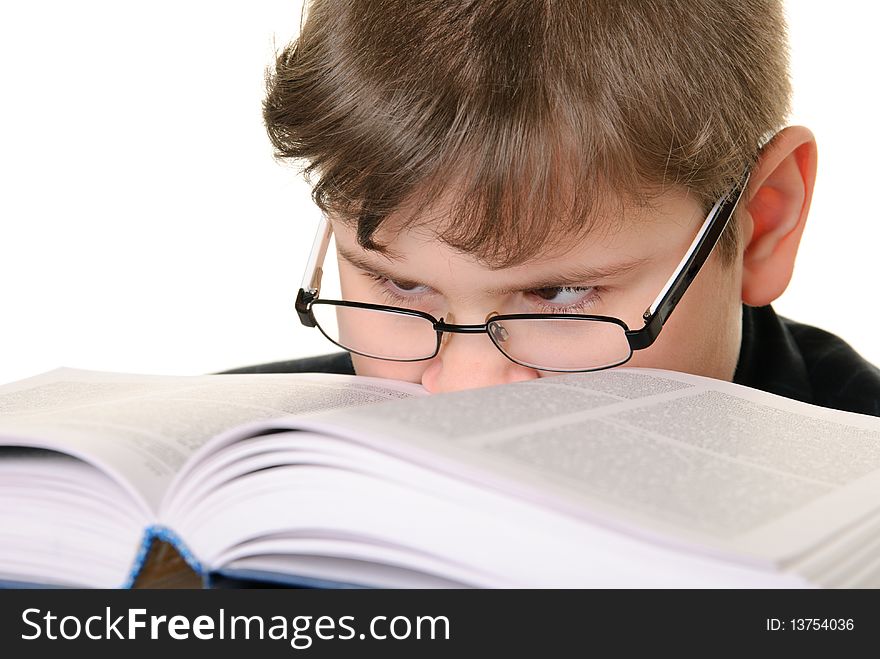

{"left": 1, "top": 1, "right": 877, "bottom": 385}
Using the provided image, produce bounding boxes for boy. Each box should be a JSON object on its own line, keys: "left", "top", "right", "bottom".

{"left": 229, "top": 0, "right": 880, "bottom": 417}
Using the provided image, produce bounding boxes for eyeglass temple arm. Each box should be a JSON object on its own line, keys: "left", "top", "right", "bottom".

{"left": 296, "top": 214, "right": 333, "bottom": 327}
{"left": 627, "top": 171, "right": 750, "bottom": 351}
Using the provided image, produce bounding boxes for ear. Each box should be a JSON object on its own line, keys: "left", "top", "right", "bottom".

{"left": 740, "top": 125, "right": 818, "bottom": 306}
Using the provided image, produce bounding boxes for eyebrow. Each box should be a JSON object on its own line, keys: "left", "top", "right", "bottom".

{"left": 336, "top": 245, "right": 648, "bottom": 294}
{"left": 336, "top": 246, "right": 424, "bottom": 289}
{"left": 488, "top": 260, "right": 648, "bottom": 294}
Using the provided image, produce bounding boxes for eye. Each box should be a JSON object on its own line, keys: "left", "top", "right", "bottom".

{"left": 527, "top": 286, "right": 602, "bottom": 313}
{"left": 361, "top": 272, "right": 435, "bottom": 306}
{"left": 531, "top": 286, "right": 594, "bottom": 305}
{"left": 386, "top": 278, "right": 431, "bottom": 296}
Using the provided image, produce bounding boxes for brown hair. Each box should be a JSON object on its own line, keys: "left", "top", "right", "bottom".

{"left": 264, "top": 0, "right": 790, "bottom": 267}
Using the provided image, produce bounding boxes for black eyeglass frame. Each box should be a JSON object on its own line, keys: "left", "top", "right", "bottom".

{"left": 295, "top": 170, "right": 750, "bottom": 372}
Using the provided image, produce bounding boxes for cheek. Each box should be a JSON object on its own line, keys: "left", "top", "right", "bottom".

{"left": 627, "top": 258, "right": 741, "bottom": 377}
{"left": 351, "top": 353, "right": 429, "bottom": 383}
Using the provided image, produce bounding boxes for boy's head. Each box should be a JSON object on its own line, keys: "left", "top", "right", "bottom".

{"left": 266, "top": 0, "right": 817, "bottom": 392}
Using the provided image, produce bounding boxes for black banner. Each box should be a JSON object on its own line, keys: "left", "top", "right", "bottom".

{"left": 0, "top": 588, "right": 876, "bottom": 656}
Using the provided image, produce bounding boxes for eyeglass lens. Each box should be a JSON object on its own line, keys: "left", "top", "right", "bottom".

{"left": 311, "top": 303, "right": 439, "bottom": 360}
{"left": 486, "top": 317, "right": 632, "bottom": 371}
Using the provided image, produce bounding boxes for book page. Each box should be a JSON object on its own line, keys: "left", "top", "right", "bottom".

{"left": 295, "top": 368, "right": 880, "bottom": 562}
{"left": 0, "top": 368, "right": 425, "bottom": 512}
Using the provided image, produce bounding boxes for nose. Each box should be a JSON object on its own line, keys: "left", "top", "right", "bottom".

{"left": 419, "top": 329, "right": 539, "bottom": 394}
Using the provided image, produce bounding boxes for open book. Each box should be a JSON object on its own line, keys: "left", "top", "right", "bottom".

{"left": 1, "top": 366, "right": 879, "bottom": 588}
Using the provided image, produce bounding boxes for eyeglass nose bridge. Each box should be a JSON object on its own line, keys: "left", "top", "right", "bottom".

{"left": 432, "top": 319, "right": 488, "bottom": 336}
{"left": 432, "top": 317, "right": 513, "bottom": 352}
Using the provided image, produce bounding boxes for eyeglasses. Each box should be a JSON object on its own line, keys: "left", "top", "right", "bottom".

{"left": 295, "top": 172, "right": 750, "bottom": 372}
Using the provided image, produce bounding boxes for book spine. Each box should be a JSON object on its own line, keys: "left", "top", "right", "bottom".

{"left": 121, "top": 525, "right": 206, "bottom": 589}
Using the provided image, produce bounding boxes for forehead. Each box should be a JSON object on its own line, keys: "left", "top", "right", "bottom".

{"left": 335, "top": 182, "right": 703, "bottom": 269}
{"left": 330, "top": 183, "right": 704, "bottom": 292}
